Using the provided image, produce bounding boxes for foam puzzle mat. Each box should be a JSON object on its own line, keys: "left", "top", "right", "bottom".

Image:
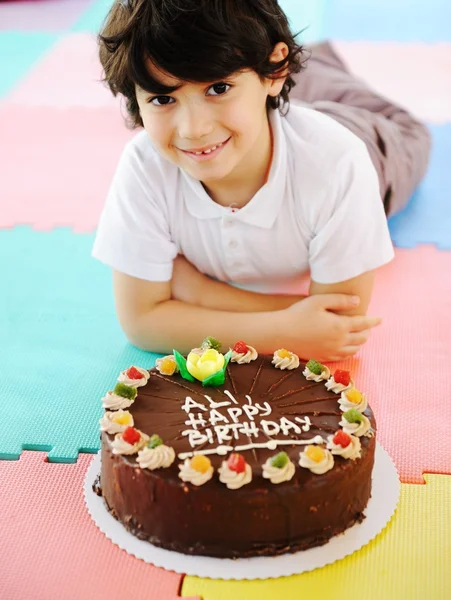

{"left": 0, "top": 451, "right": 199, "bottom": 600}
{"left": 1, "top": 0, "right": 451, "bottom": 598}
{"left": 182, "top": 473, "right": 451, "bottom": 599}
{"left": 0, "top": 451, "right": 449, "bottom": 600}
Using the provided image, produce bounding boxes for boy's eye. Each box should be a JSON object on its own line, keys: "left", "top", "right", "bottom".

{"left": 207, "top": 82, "right": 231, "bottom": 96}
{"left": 150, "top": 96, "right": 175, "bottom": 106}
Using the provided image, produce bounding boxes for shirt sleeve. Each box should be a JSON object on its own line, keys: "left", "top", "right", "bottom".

{"left": 308, "top": 141, "right": 394, "bottom": 284}
{"left": 92, "top": 141, "right": 178, "bottom": 282}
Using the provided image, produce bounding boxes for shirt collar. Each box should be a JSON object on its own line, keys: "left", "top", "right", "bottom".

{"left": 181, "top": 108, "right": 286, "bottom": 228}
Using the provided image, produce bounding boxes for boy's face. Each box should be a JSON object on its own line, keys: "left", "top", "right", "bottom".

{"left": 135, "top": 50, "right": 286, "bottom": 190}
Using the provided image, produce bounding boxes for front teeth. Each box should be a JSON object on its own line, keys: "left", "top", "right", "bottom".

{"left": 194, "top": 142, "right": 222, "bottom": 155}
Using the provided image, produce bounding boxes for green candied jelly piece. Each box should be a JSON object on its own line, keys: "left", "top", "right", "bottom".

{"left": 202, "top": 349, "right": 232, "bottom": 387}
{"left": 113, "top": 382, "right": 137, "bottom": 400}
{"left": 201, "top": 336, "right": 222, "bottom": 351}
{"left": 306, "top": 359, "right": 325, "bottom": 375}
{"left": 173, "top": 349, "right": 195, "bottom": 382}
{"left": 148, "top": 434, "right": 163, "bottom": 449}
{"left": 271, "top": 451, "right": 289, "bottom": 469}
{"left": 343, "top": 408, "right": 364, "bottom": 424}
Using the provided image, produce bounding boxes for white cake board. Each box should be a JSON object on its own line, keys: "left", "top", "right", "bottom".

{"left": 84, "top": 443, "right": 400, "bottom": 580}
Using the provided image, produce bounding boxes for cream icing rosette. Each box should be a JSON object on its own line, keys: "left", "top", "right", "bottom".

{"left": 218, "top": 462, "right": 252, "bottom": 489}
{"left": 137, "top": 444, "right": 175, "bottom": 470}
{"left": 339, "top": 411, "right": 373, "bottom": 437}
{"left": 325, "top": 376, "right": 355, "bottom": 394}
{"left": 230, "top": 345, "right": 258, "bottom": 364}
{"left": 111, "top": 430, "right": 149, "bottom": 455}
{"left": 272, "top": 349, "right": 300, "bottom": 370}
{"left": 262, "top": 453, "right": 295, "bottom": 484}
{"left": 327, "top": 433, "right": 361, "bottom": 460}
{"left": 155, "top": 355, "right": 179, "bottom": 376}
{"left": 117, "top": 366, "right": 149, "bottom": 387}
{"left": 101, "top": 390, "right": 135, "bottom": 411}
{"left": 178, "top": 458, "right": 214, "bottom": 486}
{"left": 99, "top": 410, "right": 133, "bottom": 434}
{"left": 302, "top": 360, "right": 330, "bottom": 382}
{"left": 339, "top": 389, "right": 368, "bottom": 413}
{"left": 299, "top": 446, "right": 334, "bottom": 475}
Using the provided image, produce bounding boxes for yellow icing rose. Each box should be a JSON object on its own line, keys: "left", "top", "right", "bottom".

{"left": 187, "top": 349, "right": 225, "bottom": 382}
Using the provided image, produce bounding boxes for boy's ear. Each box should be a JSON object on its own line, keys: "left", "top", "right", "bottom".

{"left": 267, "top": 42, "right": 289, "bottom": 98}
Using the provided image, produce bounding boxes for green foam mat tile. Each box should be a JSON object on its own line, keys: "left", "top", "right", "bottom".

{"left": 1, "top": 227, "right": 161, "bottom": 462}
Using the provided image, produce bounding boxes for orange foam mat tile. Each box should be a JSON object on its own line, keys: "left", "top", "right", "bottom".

{"left": 0, "top": 451, "right": 199, "bottom": 600}
{"left": 182, "top": 474, "right": 451, "bottom": 600}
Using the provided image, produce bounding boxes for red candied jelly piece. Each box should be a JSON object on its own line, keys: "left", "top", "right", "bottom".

{"left": 123, "top": 426, "right": 141, "bottom": 445}
{"left": 333, "top": 430, "right": 352, "bottom": 448}
{"left": 334, "top": 369, "right": 351, "bottom": 387}
{"left": 233, "top": 341, "right": 249, "bottom": 354}
{"left": 125, "top": 366, "right": 143, "bottom": 380}
{"left": 227, "top": 453, "right": 246, "bottom": 474}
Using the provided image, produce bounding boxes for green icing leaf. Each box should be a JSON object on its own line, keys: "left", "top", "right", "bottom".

{"left": 343, "top": 408, "right": 364, "bottom": 424}
{"left": 306, "top": 359, "right": 324, "bottom": 375}
{"left": 201, "top": 350, "right": 233, "bottom": 387}
{"left": 113, "top": 382, "right": 137, "bottom": 400}
{"left": 271, "top": 451, "right": 289, "bottom": 469}
{"left": 201, "top": 336, "right": 222, "bottom": 351}
{"left": 148, "top": 434, "right": 163, "bottom": 449}
{"left": 173, "top": 350, "right": 195, "bottom": 382}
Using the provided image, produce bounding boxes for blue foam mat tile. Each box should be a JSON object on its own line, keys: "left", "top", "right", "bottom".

{"left": 0, "top": 227, "right": 161, "bottom": 463}
{"left": 388, "top": 125, "right": 451, "bottom": 250}
{"left": 323, "top": 0, "right": 451, "bottom": 42}
{"left": 71, "top": 0, "right": 114, "bottom": 33}
{"left": 0, "top": 32, "right": 60, "bottom": 97}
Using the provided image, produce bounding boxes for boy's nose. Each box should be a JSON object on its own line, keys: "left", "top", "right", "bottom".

{"left": 177, "top": 103, "right": 214, "bottom": 141}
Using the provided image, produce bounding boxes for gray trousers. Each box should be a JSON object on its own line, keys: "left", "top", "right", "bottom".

{"left": 291, "top": 42, "right": 431, "bottom": 217}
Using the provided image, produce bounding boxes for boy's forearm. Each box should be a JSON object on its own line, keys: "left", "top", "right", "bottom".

{"left": 194, "top": 276, "right": 305, "bottom": 312}
{"left": 127, "top": 299, "right": 286, "bottom": 355}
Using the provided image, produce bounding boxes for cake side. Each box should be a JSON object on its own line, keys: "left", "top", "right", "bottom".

{"left": 97, "top": 348, "right": 376, "bottom": 558}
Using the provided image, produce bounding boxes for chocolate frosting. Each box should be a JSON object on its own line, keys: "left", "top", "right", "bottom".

{"left": 99, "top": 356, "right": 376, "bottom": 557}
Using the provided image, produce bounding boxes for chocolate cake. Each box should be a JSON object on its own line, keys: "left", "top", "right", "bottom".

{"left": 97, "top": 344, "right": 376, "bottom": 558}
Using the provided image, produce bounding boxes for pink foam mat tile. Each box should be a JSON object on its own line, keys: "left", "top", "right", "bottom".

{"left": 1, "top": 33, "right": 121, "bottom": 109}
{"left": 333, "top": 41, "right": 451, "bottom": 124}
{"left": 0, "top": 0, "right": 94, "bottom": 32}
{"left": 0, "top": 451, "right": 200, "bottom": 600}
{"left": 0, "top": 106, "right": 136, "bottom": 232}
{"left": 321, "top": 246, "right": 451, "bottom": 484}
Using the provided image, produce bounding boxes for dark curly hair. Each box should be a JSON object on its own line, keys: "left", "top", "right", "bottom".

{"left": 99, "top": 0, "right": 308, "bottom": 128}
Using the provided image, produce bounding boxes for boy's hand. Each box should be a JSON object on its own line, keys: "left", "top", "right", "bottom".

{"left": 281, "top": 294, "right": 381, "bottom": 361}
{"left": 171, "top": 255, "right": 206, "bottom": 305}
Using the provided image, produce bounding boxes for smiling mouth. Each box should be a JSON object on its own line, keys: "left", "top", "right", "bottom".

{"left": 182, "top": 138, "right": 230, "bottom": 155}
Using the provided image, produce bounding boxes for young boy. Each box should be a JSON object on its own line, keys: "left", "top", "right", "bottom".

{"left": 93, "top": 0, "right": 430, "bottom": 361}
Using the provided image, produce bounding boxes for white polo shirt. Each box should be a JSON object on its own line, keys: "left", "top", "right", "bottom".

{"left": 92, "top": 104, "right": 394, "bottom": 288}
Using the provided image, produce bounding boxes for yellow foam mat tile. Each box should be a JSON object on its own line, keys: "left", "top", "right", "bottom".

{"left": 182, "top": 474, "right": 451, "bottom": 600}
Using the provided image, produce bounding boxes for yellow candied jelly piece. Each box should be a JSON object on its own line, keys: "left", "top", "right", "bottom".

{"left": 305, "top": 445, "right": 325, "bottom": 463}
{"left": 277, "top": 349, "right": 292, "bottom": 359}
{"left": 190, "top": 455, "right": 212, "bottom": 474}
{"left": 159, "top": 356, "right": 177, "bottom": 375}
{"left": 114, "top": 412, "right": 132, "bottom": 426}
{"left": 346, "top": 388, "right": 362, "bottom": 404}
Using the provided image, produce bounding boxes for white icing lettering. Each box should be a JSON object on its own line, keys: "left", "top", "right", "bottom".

{"left": 205, "top": 428, "right": 214, "bottom": 444}
{"left": 223, "top": 390, "right": 239, "bottom": 404}
{"left": 261, "top": 419, "right": 280, "bottom": 436}
{"left": 209, "top": 409, "right": 229, "bottom": 426}
{"left": 238, "top": 421, "right": 260, "bottom": 438}
{"left": 245, "top": 395, "right": 253, "bottom": 405}
{"left": 203, "top": 394, "right": 231, "bottom": 409}
{"left": 295, "top": 416, "right": 311, "bottom": 432}
{"left": 214, "top": 425, "right": 233, "bottom": 444}
{"left": 255, "top": 402, "right": 272, "bottom": 416}
{"left": 182, "top": 396, "right": 207, "bottom": 413}
{"left": 182, "top": 429, "right": 209, "bottom": 447}
{"left": 184, "top": 412, "right": 207, "bottom": 430}
{"left": 227, "top": 407, "right": 243, "bottom": 423}
{"left": 279, "top": 417, "right": 302, "bottom": 435}
{"left": 242, "top": 404, "right": 259, "bottom": 421}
